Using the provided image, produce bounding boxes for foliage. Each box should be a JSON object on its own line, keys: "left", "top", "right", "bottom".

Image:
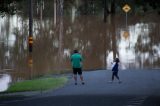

{"left": 0, "top": 0, "right": 21, "bottom": 16}
{"left": 0, "top": 0, "right": 160, "bottom": 17}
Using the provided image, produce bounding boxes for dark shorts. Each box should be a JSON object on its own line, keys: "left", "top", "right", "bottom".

{"left": 73, "top": 68, "right": 82, "bottom": 75}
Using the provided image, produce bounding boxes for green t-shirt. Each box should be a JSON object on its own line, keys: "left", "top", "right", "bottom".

{"left": 71, "top": 53, "right": 83, "bottom": 68}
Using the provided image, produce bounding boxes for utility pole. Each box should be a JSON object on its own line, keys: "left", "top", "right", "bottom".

{"left": 29, "top": 0, "right": 33, "bottom": 53}
{"left": 28, "top": 0, "right": 33, "bottom": 71}
{"left": 104, "top": 0, "right": 107, "bottom": 23}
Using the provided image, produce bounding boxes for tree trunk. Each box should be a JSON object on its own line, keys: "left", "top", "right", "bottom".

{"left": 57, "top": 0, "right": 64, "bottom": 72}
{"left": 54, "top": 0, "right": 57, "bottom": 27}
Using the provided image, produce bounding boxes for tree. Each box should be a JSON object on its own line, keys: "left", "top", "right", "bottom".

{"left": 0, "top": 0, "right": 21, "bottom": 16}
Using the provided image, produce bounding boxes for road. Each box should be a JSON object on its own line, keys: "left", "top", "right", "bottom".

{"left": 0, "top": 69, "right": 160, "bottom": 106}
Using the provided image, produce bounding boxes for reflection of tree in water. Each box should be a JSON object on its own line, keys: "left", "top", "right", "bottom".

{"left": 0, "top": 15, "right": 16, "bottom": 70}
{"left": 134, "top": 17, "right": 160, "bottom": 68}
{"left": 69, "top": 16, "right": 110, "bottom": 69}
{"left": 12, "top": 16, "right": 28, "bottom": 74}
{"left": 33, "top": 0, "right": 65, "bottom": 74}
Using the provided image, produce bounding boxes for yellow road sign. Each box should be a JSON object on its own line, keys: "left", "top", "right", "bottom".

{"left": 122, "top": 4, "right": 131, "bottom": 13}
{"left": 123, "top": 31, "right": 129, "bottom": 39}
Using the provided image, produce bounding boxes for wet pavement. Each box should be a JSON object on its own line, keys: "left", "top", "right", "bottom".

{"left": 0, "top": 69, "right": 160, "bottom": 106}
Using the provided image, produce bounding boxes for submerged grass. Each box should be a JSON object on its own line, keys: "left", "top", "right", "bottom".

{"left": 6, "top": 77, "right": 68, "bottom": 93}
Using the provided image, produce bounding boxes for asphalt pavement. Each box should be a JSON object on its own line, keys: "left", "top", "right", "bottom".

{"left": 0, "top": 69, "right": 160, "bottom": 106}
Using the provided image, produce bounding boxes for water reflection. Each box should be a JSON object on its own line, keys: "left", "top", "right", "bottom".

{"left": 0, "top": 74, "right": 11, "bottom": 92}
{"left": 0, "top": 0, "right": 160, "bottom": 82}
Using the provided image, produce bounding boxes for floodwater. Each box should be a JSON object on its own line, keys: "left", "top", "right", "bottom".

{"left": 0, "top": 74, "right": 11, "bottom": 92}
{"left": 0, "top": 0, "right": 160, "bottom": 88}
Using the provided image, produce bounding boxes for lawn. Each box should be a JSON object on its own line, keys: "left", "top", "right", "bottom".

{"left": 6, "top": 77, "right": 68, "bottom": 93}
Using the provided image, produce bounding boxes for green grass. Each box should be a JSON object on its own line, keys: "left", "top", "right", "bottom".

{"left": 6, "top": 77, "right": 68, "bottom": 93}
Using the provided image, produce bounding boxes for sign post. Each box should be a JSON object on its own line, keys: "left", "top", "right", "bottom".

{"left": 122, "top": 4, "right": 131, "bottom": 28}
{"left": 122, "top": 4, "right": 131, "bottom": 39}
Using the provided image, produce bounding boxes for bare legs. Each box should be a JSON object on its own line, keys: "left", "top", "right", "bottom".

{"left": 74, "top": 74, "right": 84, "bottom": 85}
{"left": 73, "top": 75, "right": 77, "bottom": 84}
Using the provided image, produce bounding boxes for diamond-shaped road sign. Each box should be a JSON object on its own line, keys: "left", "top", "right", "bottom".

{"left": 123, "top": 31, "right": 129, "bottom": 39}
{"left": 122, "top": 4, "right": 131, "bottom": 13}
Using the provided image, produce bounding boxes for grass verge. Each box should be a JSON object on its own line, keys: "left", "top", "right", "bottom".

{"left": 5, "top": 77, "right": 68, "bottom": 93}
